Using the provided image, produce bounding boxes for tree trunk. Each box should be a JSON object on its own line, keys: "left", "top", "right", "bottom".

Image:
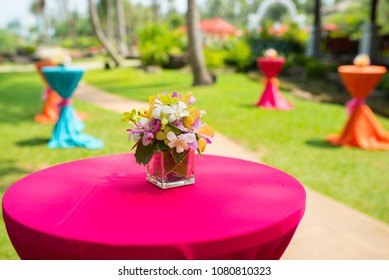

{"left": 39, "top": 0, "right": 50, "bottom": 44}
{"left": 186, "top": 0, "right": 213, "bottom": 86}
{"left": 312, "top": 0, "right": 321, "bottom": 58}
{"left": 116, "top": 0, "right": 129, "bottom": 57}
{"left": 107, "top": 0, "right": 114, "bottom": 40}
{"left": 152, "top": 0, "right": 160, "bottom": 22}
{"left": 89, "top": 0, "right": 122, "bottom": 67}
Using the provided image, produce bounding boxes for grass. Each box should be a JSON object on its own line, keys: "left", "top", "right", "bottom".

{"left": 84, "top": 67, "right": 389, "bottom": 224}
{"left": 1, "top": 67, "right": 389, "bottom": 259}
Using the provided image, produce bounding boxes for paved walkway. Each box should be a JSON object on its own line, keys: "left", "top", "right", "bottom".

{"left": 75, "top": 83, "right": 389, "bottom": 259}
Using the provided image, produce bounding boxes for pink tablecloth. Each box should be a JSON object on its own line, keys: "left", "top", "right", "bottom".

{"left": 2, "top": 154, "right": 305, "bottom": 260}
{"left": 256, "top": 57, "right": 293, "bottom": 110}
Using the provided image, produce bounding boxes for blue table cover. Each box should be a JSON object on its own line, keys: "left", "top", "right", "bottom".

{"left": 42, "top": 66, "right": 103, "bottom": 149}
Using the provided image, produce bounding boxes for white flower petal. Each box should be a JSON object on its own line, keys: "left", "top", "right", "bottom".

{"left": 178, "top": 101, "right": 187, "bottom": 110}
{"left": 138, "top": 117, "right": 149, "bottom": 127}
{"left": 166, "top": 131, "right": 177, "bottom": 142}
{"left": 152, "top": 107, "right": 161, "bottom": 119}
{"left": 183, "top": 133, "right": 196, "bottom": 143}
{"left": 162, "top": 105, "right": 174, "bottom": 114}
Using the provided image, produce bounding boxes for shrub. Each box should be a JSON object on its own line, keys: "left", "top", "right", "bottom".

{"left": 138, "top": 24, "right": 187, "bottom": 67}
{"left": 17, "top": 44, "right": 37, "bottom": 56}
{"left": 223, "top": 38, "right": 252, "bottom": 69}
{"left": 246, "top": 24, "right": 307, "bottom": 65}
{"left": 377, "top": 74, "right": 389, "bottom": 98}
{"left": 60, "top": 36, "right": 101, "bottom": 51}
{"left": 0, "top": 29, "right": 18, "bottom": 55}
{"left": 204, "top": 48, "right": 228, "bottom": 68}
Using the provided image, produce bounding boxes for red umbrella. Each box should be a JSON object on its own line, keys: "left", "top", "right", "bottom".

{"left": 199, "top": 17, "right": 238, "bottom": 35}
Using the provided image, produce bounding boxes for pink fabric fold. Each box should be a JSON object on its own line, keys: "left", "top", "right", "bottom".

{"left": 58, "top": 98, "right": 72, "bottom": 107}
{"left": 257, "top": 81, "right": 294, "bottom": 110}
{"left": 346, "top": 98, "right": 365, "bottom": 116}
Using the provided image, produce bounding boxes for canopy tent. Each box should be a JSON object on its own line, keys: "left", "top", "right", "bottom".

{"left": 199, "top": 17, "right": 240, "bottom": 36}
{"left": 180, "top": 17, "right": 241, "bottom": 37}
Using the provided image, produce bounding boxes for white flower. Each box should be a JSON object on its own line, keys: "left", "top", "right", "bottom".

{"left": 166, "top": 131, "right": 196, "bottom": 153}
{"left": 138, "top": 117, "right": 150, "bottom": 127}
{"left": 152, "top": 99, "right": 163, "bottom": 119}
{"left": 164, "top": 101, "right": 190, "bottom": 123}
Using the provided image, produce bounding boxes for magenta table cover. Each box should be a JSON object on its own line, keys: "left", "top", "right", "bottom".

{"left": 256, "top": 57, "right": 293, "bottom": 110}
{"left": 2, "top": 154, "right": 305, "bottom": 260}
{"left": 257, "top": 57, "right": 285, "bottom": 79}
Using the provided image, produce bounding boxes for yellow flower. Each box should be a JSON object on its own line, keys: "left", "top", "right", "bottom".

{"left": 180, "top": 92, "right": 193, "bottom": 105}
{"left": 198, "top": 138, "right": 207, "bottom": 152}
{"left": 198, "top": 124, "right": 215, "bottom": 138}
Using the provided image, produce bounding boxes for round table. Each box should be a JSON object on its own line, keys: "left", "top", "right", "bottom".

{"left": 2, "top": 154, "right": 306, "bottom": 260}
{"left": 256, "top": 57, "right": 293, "bottom": 110}
{"left": 327, "top": 65, "right": 389, "bottom": 150}
{"left": 42, "top": 66, "right": 103, "bottom": 149}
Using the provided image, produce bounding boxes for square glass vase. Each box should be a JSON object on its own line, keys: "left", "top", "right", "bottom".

{"left": 146, "top": 150, "right": 195, "bottom": 189}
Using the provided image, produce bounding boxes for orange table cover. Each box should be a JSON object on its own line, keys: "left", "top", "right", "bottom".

{"left": 34, "top": 61, "right": 62, "bottom": 124}
{"left": 327, "top": 65, "right": 389, "bottom": 150}
{"left": 338, "top": 65, "right": 387, "bottom": 99}
{"left": 34, "top": 61, "right": 88, "bottom": 124}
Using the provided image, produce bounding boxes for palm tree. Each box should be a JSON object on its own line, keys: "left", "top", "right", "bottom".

{"left": 117, "top": 0, "right": 129, "bottom": 57}
{"left": 30, "top": 0, "right": 50, "bottom": 44}
{"left": 106, "top": 0, "right": 115, "bottom": 40}
{"left": 312, "top": 0, "right": 321, "bottom": 58}
{"left": 186, "top": 0, "right": 213, "bottom": 86}
{"left": 152, "top": 0, "right": 160, "bottom": 22}
{"left": 89, "top": 0, "right": 122, "bottom": 67}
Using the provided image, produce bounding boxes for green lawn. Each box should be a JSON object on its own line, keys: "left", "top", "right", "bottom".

{"left": 85, "top": 67, "right": 389, "bottom": 224}
{"left": 1, "top": 67, "right": 389, "bottom": 259}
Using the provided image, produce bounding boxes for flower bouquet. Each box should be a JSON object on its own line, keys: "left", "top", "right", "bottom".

{"left": 353, "top": 54, "right": 370, "bottom": 67}
{"left": 123, "top": 92, "right": 215, "bottom": 188}
{"left": 264, "top": 48, "right": 279, "bottom": 59}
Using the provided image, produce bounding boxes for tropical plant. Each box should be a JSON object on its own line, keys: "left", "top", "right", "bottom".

{"left": 223, "top": 38, "right": 252, "bottom": 69}
{"left": 0, "top": 29, "right": 19, "bottom": 55}
{"left": 138, "top": 23, "right": 187, "bottom": 67}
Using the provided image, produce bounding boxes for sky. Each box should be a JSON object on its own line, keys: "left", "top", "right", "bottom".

{"left": 0, "top": 0, "right": 333, "bottom": 31}
{"left": 0, "top": 0, "right": 89, "bottom": 29}
{"left": 0, "top": 0, "right": 189, "bottom": 30}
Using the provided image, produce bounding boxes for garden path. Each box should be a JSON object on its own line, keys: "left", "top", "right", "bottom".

{"left": 75, "top": 83, "right": 389, "bottom": 260}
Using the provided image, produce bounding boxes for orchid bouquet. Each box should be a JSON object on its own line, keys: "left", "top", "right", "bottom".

{"left": 123, "top": 92, "right": 215, "bottom": 165}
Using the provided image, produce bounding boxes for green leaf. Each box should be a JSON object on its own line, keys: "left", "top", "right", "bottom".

{"left": 156, "top": 140, "right": 169, "bottom": 151}
{"left": 171, "top": 149, "right": 184, "bottom": 164}
{"left": 134, "top": 140, "right": 157, "bottom": 165}
{"left": 166, "top": 123, "right": 182, "bottom": 134}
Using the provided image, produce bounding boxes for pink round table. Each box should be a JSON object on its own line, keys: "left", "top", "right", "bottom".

{"left": 2, "top": 154, "right": 305, "bottom": 260}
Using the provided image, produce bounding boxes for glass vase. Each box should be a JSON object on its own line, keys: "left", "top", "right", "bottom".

{"left": 146, "top": 150, "right": 195, "bottom": 189}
